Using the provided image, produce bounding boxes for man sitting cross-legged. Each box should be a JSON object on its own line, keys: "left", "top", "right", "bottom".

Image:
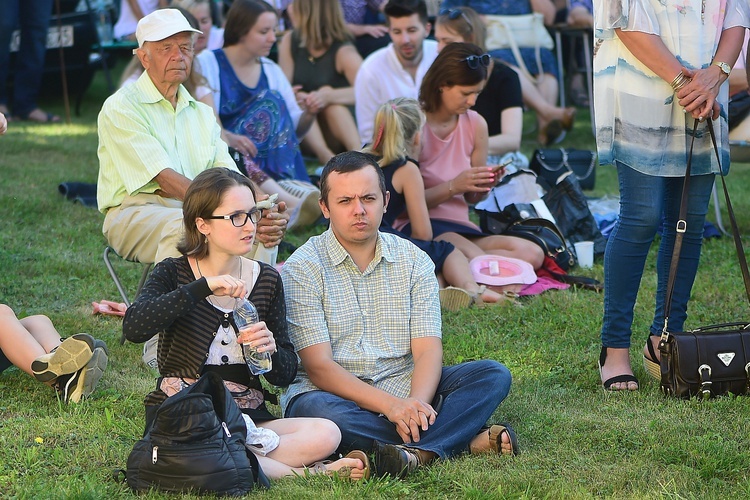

{"left": 280, "top": 151, "right": 518, "bottom": 478}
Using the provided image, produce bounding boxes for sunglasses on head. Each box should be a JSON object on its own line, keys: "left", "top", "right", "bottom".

{"left": 464, "top": 53, "right": 491, "bottom": 70}
{"left": 439, "top": 8, "right": 473, "bottom": 28}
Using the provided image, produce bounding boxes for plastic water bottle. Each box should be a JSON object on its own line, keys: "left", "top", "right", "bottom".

{"left": 233, "top": 298, "right": 272, "bottom": 375}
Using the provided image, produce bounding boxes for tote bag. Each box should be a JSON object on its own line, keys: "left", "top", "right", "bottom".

{"left": 485, "top": 13, "right": 554, "bottom": 83}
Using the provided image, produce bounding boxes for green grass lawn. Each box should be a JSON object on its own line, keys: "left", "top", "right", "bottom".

{"left": 1, "top": 67, "right": 750, "bottom": 499}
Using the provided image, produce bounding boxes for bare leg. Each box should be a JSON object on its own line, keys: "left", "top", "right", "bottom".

{"left": 535, "top": 73, "right": 559, "bottom": 106}
{"left": 255, "top": 417, "right": 365, "bottom": 479}
{"left": 436, "top": 233, "right": 544, "bottom": 270}
{"left": 440, "top": 250, "right": 508, "bottom": 304}
{"left": 319, "top": 105, "right": 362, "bottom": 152}
{"left": 474, "top": 235, "right": 545, "bottom": 270}
{"left": 256, "top": 454, "right": 366, "bottom": 480}
{"left": 299, "top": 119, "right": 335, "bottom": 165}
{"left": 0, "top": 304, "right": 61, "bottom": 375}
{"left": 260, "top": 417, "right": 340, "bottom": 466}
{"left": 509, "top": 66, "right": 576, "bottom": 143}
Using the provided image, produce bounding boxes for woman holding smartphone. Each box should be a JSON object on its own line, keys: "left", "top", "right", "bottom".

{"left": 395, "top": 43, "right": 544, "bottom": 270}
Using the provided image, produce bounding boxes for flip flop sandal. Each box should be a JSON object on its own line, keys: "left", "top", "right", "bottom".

{"left": 598, "top": 346, "right": 639, "bottom": 391}
{"left": 488, "top": 423, "right": 520, "bottom": 456}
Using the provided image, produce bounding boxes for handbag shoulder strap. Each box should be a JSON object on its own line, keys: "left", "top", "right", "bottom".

{"left": 492, "top": 17, "right": 543, "bottom": 85}
{"left": 662, "top": 118, "right": 750, "bottom": 338}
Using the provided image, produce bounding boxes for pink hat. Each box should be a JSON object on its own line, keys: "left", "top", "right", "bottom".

{"left": 469, "top": 255, "right": 537, "bottom": 287}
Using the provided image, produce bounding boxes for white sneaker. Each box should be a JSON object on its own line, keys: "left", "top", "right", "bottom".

{"left": 278, "top": 180, "right": 322, "bottom": 229}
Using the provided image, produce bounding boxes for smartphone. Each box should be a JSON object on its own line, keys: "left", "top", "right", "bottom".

{"left": 490, "top": 158, "right": 514, "bottom": 174}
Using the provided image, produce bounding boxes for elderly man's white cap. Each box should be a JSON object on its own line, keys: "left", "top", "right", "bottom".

{"left": 135, "top": 9, "right": 202, "bottom": 48}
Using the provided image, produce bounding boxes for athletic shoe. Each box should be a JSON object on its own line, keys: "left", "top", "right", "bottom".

{"left": 58, "top": 340, "right": 108, "bottom": 403}
{"left": 32, "top": 333, "right": 95, "bottom": 384}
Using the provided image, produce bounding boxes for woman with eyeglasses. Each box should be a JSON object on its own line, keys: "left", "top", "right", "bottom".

{"left": 123, "top": 167, "right": 369, "bottom": 480}
{"left": 393, "top": 43, "right": 544, "bottom": 272}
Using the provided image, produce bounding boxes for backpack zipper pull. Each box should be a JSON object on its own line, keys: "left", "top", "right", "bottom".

{"left": 222, "top": 422, "right": 231, "bottom": 438}
{"left": 152, "top": 445, "right": 158, "bottom": 464}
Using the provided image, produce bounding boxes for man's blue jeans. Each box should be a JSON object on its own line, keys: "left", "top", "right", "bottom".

{"left": 0, "top": 0, "right": 53, "bottom": 116}
{"left": 285, "top": 360, "right": 512, "bottom": 458}
{"left": 601, "top": 162, "right": 714, "bottom": 348}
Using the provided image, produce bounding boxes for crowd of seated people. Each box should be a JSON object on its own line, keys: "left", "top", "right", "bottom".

{"left": 1, "top": 0, "right": 641, "bottom": 484}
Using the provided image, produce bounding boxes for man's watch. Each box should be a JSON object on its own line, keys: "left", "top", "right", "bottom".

{"left": 713, "top": 61, "right": 731, "bottom": 76}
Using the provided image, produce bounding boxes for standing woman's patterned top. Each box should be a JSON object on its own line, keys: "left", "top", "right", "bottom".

{"left": 593, "top": 0, "right": 748, "bottom": 175}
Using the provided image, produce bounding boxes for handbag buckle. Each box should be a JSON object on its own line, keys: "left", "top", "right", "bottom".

{"left": 698, "top": 364, "right": 712, "bottom": 399}
{"left": 676, "top": 220, "right": 687, "bottom": 233}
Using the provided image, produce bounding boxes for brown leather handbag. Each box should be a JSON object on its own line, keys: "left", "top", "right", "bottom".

{"left": 659, "top": 119, "right": 750, "bottom": 399}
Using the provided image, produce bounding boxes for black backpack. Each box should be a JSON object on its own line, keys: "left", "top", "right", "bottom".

{"left": 126, "top": 372, "right": 269, "bottom": 496}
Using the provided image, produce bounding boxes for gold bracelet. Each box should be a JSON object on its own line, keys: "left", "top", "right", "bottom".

{"left": 670, "top": 72, "right": 690, "bottom": 92}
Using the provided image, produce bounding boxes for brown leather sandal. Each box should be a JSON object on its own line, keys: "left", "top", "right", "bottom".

{"left": 488, "top": 423, "right": 520, "bottom": 456}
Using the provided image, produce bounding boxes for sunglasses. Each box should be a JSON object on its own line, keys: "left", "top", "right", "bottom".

{"left": 204, "top": 207, "right": 261, "bottom": 227}
{"left": 464, "top": 53, "right": 491, "bottom": 70}
{"left": 439, "top": 8, "right": 473, "bottom": 29}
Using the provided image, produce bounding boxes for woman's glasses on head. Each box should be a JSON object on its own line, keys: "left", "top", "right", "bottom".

{"left": 205, "top": 207, "right": 261, "bottom": 227}
{"left": 464, "top": 53, "right": 491, "bottom": 70}
{"left": 439, "top": 8, "right": 473, "bottom": 29}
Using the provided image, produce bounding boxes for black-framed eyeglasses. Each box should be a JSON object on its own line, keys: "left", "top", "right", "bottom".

{"left": 464, "top": 53, "right": 491, "bottom": 70}
{"left": 439, "top": 8, "right": 473, "bottom": 29}
{"left": 205, "top": 208, "right": 261, "bottom": 227}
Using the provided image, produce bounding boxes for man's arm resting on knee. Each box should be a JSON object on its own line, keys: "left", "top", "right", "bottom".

{"left": 409, "top": 336, "right": 442, "bottom": 408}
{"left": 153, "top": 169, "right": 192, "bottom": 201}
{"left": 299, "top": 342, "right": 437, "bottom": 443}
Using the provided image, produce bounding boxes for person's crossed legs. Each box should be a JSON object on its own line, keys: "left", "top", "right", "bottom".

{"left": 286, "top": 360, "right": 513, "bottom": 475}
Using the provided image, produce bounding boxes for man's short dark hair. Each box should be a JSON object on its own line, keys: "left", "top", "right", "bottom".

{"left": 319, "top": 151, "right": 386, "bottom": 207}
{"left": 384, "top": 0, "right": 428, "bottom": 25}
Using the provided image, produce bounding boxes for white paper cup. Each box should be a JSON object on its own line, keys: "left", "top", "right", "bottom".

{"left": 574, "top": 241, "right": 594, "bottom": 269}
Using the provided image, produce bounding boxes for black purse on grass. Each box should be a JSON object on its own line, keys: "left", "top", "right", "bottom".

{"left": 477, "top": 203, "right": 575, "bottom": 271}
{"left": 530, "top": 148, "right": 597, "bottom": 190}
{"left": 659, "top": 119, "right": 750, "bottom": 399}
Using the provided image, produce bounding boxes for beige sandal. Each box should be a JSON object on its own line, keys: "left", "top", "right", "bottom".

{"left": 439, "top": 286, "right": 487, "bottom": 312}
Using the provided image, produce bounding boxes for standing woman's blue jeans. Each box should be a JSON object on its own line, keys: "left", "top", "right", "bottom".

{"left": 0, "top": 0, "right": 53, "bottom": 117}
{"left": 601, "top": 161, "right": 715, "bottom": 348}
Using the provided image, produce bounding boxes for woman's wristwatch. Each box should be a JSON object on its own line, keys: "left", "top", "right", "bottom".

{"left": 712, "top": 61, "right": 731, "bottom": 77}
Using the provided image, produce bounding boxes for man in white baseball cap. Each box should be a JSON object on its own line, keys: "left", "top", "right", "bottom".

{"left": 96, "top": 9, "right": 290, "bottom": 366}
{"left": 132, "top": 8, "right": 202, "bottom": 107}
{"left": 135, "top": 8, "right": 202, "bottom": 48}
